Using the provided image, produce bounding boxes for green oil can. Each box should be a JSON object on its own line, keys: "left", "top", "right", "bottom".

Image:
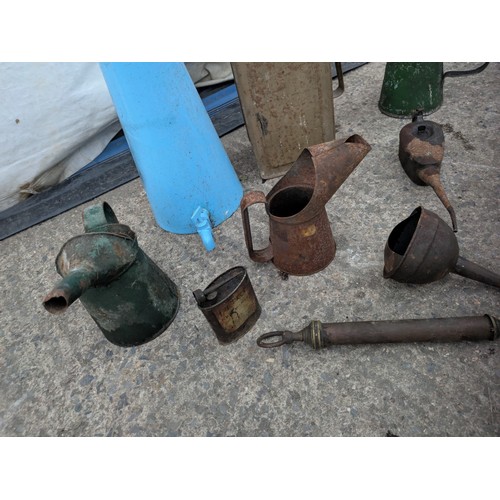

{"left": 43, "top": 202, "right": 179, "bottom": 347}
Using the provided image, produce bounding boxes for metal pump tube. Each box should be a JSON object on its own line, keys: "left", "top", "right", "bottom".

{"left": 257, "top": 315, "right": 499, "bottom": 350}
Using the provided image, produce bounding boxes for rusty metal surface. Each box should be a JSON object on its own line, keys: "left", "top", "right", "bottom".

{"left": 399, "top": 113, "right": 457, "bottom": 231}
{"left": 383, "top": 206, "right": 459, "bottom": 283}
{"left": 231, "top": 62, "right": 338, "bottom": 179}
{"left": 384, "top": 206, "right": 500, "bottom": 288}
{"left": 257, "top": 315, "right": 500, "bottom": 350}
{"left": 194, "top": 266, "right": 261, "bottom": 345}
{"left": 240, "top": 134, "right": 371, "bottom": 275}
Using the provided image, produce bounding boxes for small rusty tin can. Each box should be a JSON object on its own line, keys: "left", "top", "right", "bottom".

{"left": 193, "top": 266, "right": 261, "bottom": 345}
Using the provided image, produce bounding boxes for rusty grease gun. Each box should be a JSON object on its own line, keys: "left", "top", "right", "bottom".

{"left": 257, "top": 315, "right": 499, "bottom": 350}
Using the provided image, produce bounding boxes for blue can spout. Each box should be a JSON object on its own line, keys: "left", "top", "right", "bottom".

{"left": 191, "top": 206, "right": 216, "bottom": 252}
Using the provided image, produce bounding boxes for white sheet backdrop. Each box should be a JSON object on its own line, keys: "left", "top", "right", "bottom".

{"left": 0, "top": 62, "right": 120, "bottom": 211}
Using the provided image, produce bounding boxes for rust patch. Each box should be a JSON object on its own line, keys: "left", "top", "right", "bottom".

{"left": 406, "top": 137, "right": 444, "bottom": 163}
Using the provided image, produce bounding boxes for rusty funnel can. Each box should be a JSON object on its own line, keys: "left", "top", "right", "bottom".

{"left": 383, "top": 206, "right": 500, "bottom": 288}
{"left": 240, "top": 135, "right": 371, "bottom": 276}
{"left": 193, "top": 266, "right": 261, "bottom": 345}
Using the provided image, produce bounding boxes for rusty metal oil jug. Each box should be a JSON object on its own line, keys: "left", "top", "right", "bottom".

{"left": 193, "top": 266, "right": 261, "bottom": 345}
{"left": 43, "top": 202, "right": 179, "bottom": 347}
{"left": 232, "top": 62, "right": 344, "bottom": 179}
{"left": 240, "top": 134, "right": 371, "bottom": 276}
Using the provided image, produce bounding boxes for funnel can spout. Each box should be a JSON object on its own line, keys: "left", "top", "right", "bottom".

{"left": 453, "top": 256, "right": 500, "bottom": 288}
{"left": 43, "top": 269, "right": 94, "bottom": 314}
{"left": 419, "top": 171, "right": 457, "bottom": 232}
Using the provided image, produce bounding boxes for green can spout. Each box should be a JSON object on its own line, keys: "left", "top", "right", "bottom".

{"left": 43, "top": 268, "right": 94, "bottom": 314}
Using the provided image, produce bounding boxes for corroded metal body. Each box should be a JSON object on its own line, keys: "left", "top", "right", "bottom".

{"left": 257, "top": 315, "right": 500, "bottom": 349}
{"left": 240, "top": 135, "right": 371, "bottom": 276}
{"left": 43, "top": 202, "right": 179, "bottom": 347}
{"left": 193, "top": 266, "right": 261, "bottom": 345}
{"left": 232, "top": 62, "right": 344, "bottom": 179}
{"left": 399, "top": 113, "right": 457, "bottom": 231}
{"left": 383, "top": 207, "right": 500, "bottom": 288}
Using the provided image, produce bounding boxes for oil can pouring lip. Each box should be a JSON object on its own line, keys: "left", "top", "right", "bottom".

{"left": 267, "top": 134, "right": 372, "bottom": 224}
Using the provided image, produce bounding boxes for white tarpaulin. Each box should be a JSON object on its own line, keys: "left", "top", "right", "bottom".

{"left": 185, "top": 62, "right": 233, "bottom": 87}
{"left": 0, "top": 62, "right": 120, "bottom": 211}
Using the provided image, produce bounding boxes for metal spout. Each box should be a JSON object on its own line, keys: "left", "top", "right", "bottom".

{"left": 311, "top": 134, "right": 372, "bottom": 202}
{"left": 43, "top": 232, "right": 138, "bottom": 314}
{"left": 43, "top": 269, "right": 94, "bottom": 314}
{"left": 268, "top": 134, "right": 372, "bottom": 224}
{"left": 417, "top": 167, "right": 457, "bottom": 232}
{"left": 453, "top": 256, "right": 500, "bottom": 288}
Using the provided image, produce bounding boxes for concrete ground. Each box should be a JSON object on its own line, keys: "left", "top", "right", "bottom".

{"left": 1, "top": 62, "right": 498, "bottom": 437}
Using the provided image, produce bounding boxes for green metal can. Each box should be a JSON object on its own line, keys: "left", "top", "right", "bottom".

{"left": 379, "top": 62, "right": 489, "bottom": 117}
{"left": 43, "top": 202, "right": 179, "bottom": 347}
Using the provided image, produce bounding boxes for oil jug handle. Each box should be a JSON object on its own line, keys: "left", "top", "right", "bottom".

{"left": 240, "top": 191, "right": 273, "bottom": 263}
{"left": 332, "top": 62, "right": 344, "bottom": 98}
{"left": 83, "top": 202, "right": 119, "bottom": 232}
{"left": 443, "top": 62, "right": 489, "bottom": 79}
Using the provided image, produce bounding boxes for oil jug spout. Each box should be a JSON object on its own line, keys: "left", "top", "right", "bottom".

{"left": 43, "top": 232, "right": 138, "bottom": 315}
{"left": 43, "top": 269, "right": 96, "bottom": 314}
{"left": 315, "top": 134, "right": 372, "bottom": 203}
{"left": 273, "top": 134, "right": 372, "bottom": 224}
{"left": 191, "top": 206, "right": 216, "bottom": 252}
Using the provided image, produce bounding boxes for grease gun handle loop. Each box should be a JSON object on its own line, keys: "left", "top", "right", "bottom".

{"left": 240, "top": 191, "right": 273, "bottom": 263}
{"left": 257, "top": 331, "right": 291, "bottom": 348}
{"left": 332, "top": 62, "right": 345, "bottom": 98}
